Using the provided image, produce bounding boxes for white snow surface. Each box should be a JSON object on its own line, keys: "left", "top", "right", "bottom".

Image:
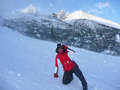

{"left": 0, "top": 26, "right": 120, "bottom": 90}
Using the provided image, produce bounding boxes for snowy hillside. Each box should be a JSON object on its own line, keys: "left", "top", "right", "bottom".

{"left": 0, "top": 26, "right": 120, "bottom": 90}
{"left": 54, "top": 10, "right": 120, "bottom": 29}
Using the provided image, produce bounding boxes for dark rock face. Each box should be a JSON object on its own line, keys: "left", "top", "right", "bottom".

{"left": 2, "top": 15, "right": 120, "bottom": 56}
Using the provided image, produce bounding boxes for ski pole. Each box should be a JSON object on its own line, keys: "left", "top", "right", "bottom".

{"left": 67, "top": 47, "right": 76, "bottom": 53}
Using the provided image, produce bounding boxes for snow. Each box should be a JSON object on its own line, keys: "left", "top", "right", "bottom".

{"left": 0, "top": 26, "right": 120, "bottom": 90}
{"left": 116, "top": 34, "right": 120, "bottom": 43}
{"left": 59, "top": 10, "right": 120, "bottom": 29}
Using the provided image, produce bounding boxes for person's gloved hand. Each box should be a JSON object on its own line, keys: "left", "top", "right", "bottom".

{"left": 54, "top": 73, "right": 58, "bottom": 78}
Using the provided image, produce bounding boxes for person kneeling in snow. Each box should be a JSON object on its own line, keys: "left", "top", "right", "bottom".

{"left": 54, "top": 44, "right": 88, "bottom": 90}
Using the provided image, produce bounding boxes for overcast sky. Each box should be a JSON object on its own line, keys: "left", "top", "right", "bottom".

{"left": 0, "top": 0, "right": 120, "bottom": 23}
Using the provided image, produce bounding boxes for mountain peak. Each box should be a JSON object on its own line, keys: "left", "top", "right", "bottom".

{"left": 51, "top": 10, "right": 67, "bottom": 20}
{"left": 64, "top": 10, "right": 90, "bottom": 20}
{"left": 54, "top": 10, "right": 120, "bottom": 29}
{"left": 70, "top": 10, "right": 87, "bottom": 15}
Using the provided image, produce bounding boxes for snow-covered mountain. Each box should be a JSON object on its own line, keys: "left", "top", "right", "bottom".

{"left": 1, "top": 7, "right": 120, "bottom": 56}
{"left": 16, "top": 5, "right": 120, "bottom": 29}
{"left": 53, "top": 10, "right": 120, "bottom": 29}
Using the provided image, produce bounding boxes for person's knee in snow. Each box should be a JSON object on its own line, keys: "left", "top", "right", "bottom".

{"left": 62, "top": 80, "right": 70, "bottom": 85}
{"left": 62, "top": 77, "right": 73, "bottom": 85}
{"left": 62, "top": 71, "right": 73, "bottom": 85}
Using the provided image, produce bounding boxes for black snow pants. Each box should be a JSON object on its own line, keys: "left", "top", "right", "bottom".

{"left": 62, "top": 61, "right": 88, "bottom": 90}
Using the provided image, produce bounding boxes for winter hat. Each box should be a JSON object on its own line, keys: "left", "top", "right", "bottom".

{"left": 56, "top": 43, "right": 62, "bottom": 53}
{"left": 57, "top": 43, "right": 61, "bottom": 47}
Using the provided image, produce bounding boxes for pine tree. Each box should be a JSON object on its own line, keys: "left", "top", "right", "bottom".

{"left": 50, "top": 25, "right": 56, "bottom": 40}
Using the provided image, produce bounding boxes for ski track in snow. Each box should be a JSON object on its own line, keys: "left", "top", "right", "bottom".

{"left": 0, "top": 26, "right": 120, "bottom": 90}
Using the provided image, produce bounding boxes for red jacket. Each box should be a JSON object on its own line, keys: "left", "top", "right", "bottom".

{"left": 55, "top": 45, "right": 75, "bottom": 72}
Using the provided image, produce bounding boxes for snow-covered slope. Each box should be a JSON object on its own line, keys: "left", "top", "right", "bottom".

{"left": 55, "top": 10, "right": 120, "bottom": 29}
{"left": 0, "top": 26, "right": 120, "bottom": 90}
